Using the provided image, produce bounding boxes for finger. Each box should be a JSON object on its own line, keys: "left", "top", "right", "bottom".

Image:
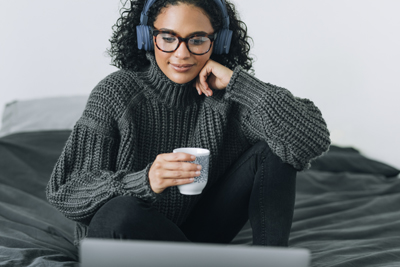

{"left": 162, "top": 169, "right": 201, "bottom": 179}
{"left": 150, "top": 175, "right": 195, "bottom": 194}
{"left": 163, "top": 161, "right": 202, "bottom": 172}
{"left": 193, "top": 81, "right": 201, "bottom": 95}
{"left": 176, "top": 177, "right": 195, "bottom": 185}
{"left": 194, "top": 76, "right": 206, "bottom": 96}
{"left": 151, "top": 168, "right": 197, "bottom": 181}
{"left": 194, "top": 78, "right": 203, "bottom": 95}
{"left": 199, "top": 67, "right": 211, "bottom": 96}
{"left": 169, "top": 177, "right": 195, "bottom": 186}
{"left": 201, "top": 60, "right": 233, "bottom": 91}
{"left": 162, "top": 152, "right": 196, "bottom": 162}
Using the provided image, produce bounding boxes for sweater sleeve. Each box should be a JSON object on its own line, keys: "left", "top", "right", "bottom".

{"left": 46, "top": 81, "right": 159, "bottom": 225}
{"left": 224, "top": 67, "right": 331, "bottom": 170}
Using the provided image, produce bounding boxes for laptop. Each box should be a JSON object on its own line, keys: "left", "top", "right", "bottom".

{"left": 80, "top": 238, "right": 310, "bottom": 267}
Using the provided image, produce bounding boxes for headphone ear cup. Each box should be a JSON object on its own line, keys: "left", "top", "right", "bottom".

{"left": 213, "top": 29, "right": 233, "bottom": 54}
{"left": 136, "top": 25, "right": 154, "bottom": 51}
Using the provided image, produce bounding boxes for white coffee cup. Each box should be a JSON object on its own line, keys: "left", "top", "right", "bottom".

{"left": 173, "top": 147, "right": 210, "bottom": 195}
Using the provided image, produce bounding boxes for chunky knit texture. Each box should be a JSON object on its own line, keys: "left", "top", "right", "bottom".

{"left": 46, "top": 52, "right": 330, "bottom": 245}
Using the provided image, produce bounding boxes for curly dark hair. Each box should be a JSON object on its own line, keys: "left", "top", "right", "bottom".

{"left": 107, "top": 0, "right": 253, "bottom": 72}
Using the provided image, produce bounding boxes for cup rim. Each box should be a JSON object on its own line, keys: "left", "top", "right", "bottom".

{"left": 173, "top": 147, "right": 210, "bottom": 156}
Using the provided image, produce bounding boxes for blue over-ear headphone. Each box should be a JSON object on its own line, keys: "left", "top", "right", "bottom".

{"left": 136, "top": 0, "right": 233, "bottom": 54}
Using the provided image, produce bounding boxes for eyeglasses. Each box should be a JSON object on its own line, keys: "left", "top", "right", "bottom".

{"left": 152, "top": 29, "right": 217, "bottom": 55}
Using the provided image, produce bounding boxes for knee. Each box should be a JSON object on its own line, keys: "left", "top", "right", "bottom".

{"left": 252, "top": 141, "right": 297, "bottom": 174}
{"left": 88, "top": 196, "right": 147, "bottom": 237}
{"left": 105, "top": 195, "right": 147, "bottom": 211}
{"left": 250, "top": 141, "right": 277, "bottom": 161}
{"left": 253, "top": 141, "right": 270, "bottom": 153}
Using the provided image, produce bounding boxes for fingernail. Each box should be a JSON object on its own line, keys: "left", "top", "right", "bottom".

{"left": 196, "top": 171, "right": 200, "bottom": 175}
{"left": 191, "top": 155, "right": 196, "bottom": 160}
{"left": 197, "top": 165, "right": 202, "bottom": 170}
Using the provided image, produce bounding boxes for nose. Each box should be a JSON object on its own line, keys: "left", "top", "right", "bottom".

{"left": 174, "top": 41, "right": 191, "bottom": 59}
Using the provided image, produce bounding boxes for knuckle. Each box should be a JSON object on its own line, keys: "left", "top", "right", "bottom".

{"left": 178, "top": 162, "right": 184, "bottom": 170}
{"left": 176, "top": 178, "right": 188, "bottom": 185}
{"left": 155, "top": 178, "right": 164, "bottom": 187}
{"left": 154, "top": 162, "right": 161, "bottom": 168}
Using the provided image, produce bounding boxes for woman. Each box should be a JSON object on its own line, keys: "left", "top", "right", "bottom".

{"left": 46, "top": 0, "right": 330, "bottom": 247}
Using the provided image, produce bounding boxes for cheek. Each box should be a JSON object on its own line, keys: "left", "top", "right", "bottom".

{"left": 154, "top": 50, "right": 169, "bottom": 70}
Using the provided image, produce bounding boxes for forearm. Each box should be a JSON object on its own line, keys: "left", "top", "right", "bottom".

{"left": 225, "top": 67, "right": 331, "bottom": 170}
{"left": 46, "top": 165, "right": 156, "bottom": 224}
{"left": 46, "top": 124, "right": 158, "bottom": 224}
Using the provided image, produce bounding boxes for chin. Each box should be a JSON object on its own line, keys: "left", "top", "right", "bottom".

{"left": 168, "top": 72, "right": 197, "bottom": 84}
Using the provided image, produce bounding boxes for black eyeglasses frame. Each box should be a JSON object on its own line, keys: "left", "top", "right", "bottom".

{"left": 152, "top": 28, "right": 217, "bottom": 55}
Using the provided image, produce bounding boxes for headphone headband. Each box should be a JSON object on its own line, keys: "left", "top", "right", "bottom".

{"left": 140, "top": 0, "right": 230, "bottom": 29}
{"left": 137, "top": 0, "right": 232, "bottom": 54}
{"left": 140, "top": 0, "right": 157, "bottom": 25}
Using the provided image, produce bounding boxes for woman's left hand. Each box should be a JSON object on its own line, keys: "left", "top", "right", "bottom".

{"left": 194, "top": 59, "right": 233, "bottom": 97}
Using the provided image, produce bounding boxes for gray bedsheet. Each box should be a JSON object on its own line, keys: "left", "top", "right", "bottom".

{"left": 291, "top": 170, "right": 400, "bottom": 266}
{"left": 0, "top": 131, "right": 78, "bottom": 266}
{"left": 1, "top": 130, "right": 399, "bottom": 266}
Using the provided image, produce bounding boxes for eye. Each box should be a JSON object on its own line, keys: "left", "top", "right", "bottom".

{"left": 189, "top": 36, "right": 209, "bottom": 46}
{"left": 160, "top": 33, "right": 177, "bottom": 43}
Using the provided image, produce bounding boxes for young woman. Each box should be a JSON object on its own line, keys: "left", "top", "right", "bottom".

{"left": 47, "top": 0, "right": 330, "bottom": 247}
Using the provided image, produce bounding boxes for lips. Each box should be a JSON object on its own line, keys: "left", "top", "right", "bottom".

{"left": 170, "top": 63, "right": 194, "bottom": 72}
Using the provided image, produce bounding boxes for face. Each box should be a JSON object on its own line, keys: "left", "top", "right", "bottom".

{"left": 153, "top": 4, "right": 214, "bottom": 84}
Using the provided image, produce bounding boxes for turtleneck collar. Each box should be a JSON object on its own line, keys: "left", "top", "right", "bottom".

{"left": 135, "top": 52, "right": 202, "bottom": 108}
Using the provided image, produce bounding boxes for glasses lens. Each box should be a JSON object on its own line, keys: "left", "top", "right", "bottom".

{"left": 188, "top": 36, "right": 211, "bottom": 55}
{"left": 156, "top": 33, "right": 178, "bottom": 52}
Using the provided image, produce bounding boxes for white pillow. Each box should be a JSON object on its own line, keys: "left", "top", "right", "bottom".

{"left": 0, "top": 95, "right": 88, "bottom": 137}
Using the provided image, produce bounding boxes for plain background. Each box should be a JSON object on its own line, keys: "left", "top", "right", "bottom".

{"left": 0, "top": 0, "right": 399, "bottom": 169}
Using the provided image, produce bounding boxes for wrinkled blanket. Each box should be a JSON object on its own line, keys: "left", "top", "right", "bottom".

{"left": 0, "top": 131, "right": 78, "bottom": 266}
{"left": 291, "top": 170, "right": 400, "bottom": 266}
{"left": 1, "top": 131, "right": 400, "bottom": 266}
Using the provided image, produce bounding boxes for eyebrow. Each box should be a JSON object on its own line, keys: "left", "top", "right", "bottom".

{"left": 158, "top": 28, "right": 210, "bottom": 36}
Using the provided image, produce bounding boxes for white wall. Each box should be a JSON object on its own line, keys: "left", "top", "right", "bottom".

{"left": 0, "top": 0, "right": 120, "bottom": 109}
{"left": 1, "top": 1, "right": 399, "bottom": 169}
{"left": 234, "top": 0, "right": 400, "bottom": 169}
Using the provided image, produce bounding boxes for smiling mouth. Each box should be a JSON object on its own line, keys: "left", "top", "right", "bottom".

{"left": 170, "top": 63, "right": 194, "bottom": 72}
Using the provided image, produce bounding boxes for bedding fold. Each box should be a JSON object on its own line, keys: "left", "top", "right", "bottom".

{"left": 1, "top": 131, "right": 400, "bottom": 266}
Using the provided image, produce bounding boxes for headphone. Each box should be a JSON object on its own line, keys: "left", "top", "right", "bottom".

{"left": 136, "top": 0, "right": 233, "bottom": 54}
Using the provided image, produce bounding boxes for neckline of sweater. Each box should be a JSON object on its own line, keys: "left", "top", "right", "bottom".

{"left": 135, "top": 52, "right": 204, "bottom": 108}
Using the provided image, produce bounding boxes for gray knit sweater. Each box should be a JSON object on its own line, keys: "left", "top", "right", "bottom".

{"left": 46, "top": 53, "right": 330, "bottom": 245}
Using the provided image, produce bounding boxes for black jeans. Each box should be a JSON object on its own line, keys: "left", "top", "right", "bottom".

{"left": 87, "top": 141, "right": 297, "bottom": 246}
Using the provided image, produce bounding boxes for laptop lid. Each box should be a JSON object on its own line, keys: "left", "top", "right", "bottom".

{"left": 80, "top": 238, "right": 310, "bottom": 267}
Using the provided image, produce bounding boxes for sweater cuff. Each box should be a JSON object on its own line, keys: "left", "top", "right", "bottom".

{"left": 225, "top": 65, "right": 242, "bottom": 97}
{"left": 119, "top": 163, "right": 162, "bottom": 203}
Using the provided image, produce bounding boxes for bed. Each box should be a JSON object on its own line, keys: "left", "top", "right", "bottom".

{"left": 1, "top": 96, "right": 399, "bottom": 267}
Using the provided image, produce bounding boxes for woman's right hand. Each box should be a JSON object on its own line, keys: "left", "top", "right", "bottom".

{"left": 148, "top": 153, "right": 202, "bottom": 194}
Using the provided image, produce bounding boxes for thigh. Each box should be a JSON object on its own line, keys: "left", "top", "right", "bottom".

{"left": 180, "top": 141, "right": 269, "bottom": 244}
{"left": 88, "top": 195, "right": 189, "bottom": 242}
